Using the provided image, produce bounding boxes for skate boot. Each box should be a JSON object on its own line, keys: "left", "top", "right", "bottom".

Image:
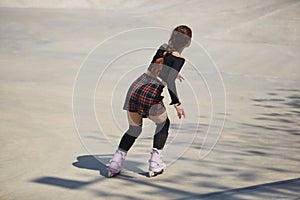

{"left": 148, "top": 148, "right": 166, "bottom": 177}
{"left": 107, "top": 149, "right": 127, "bottom": 177}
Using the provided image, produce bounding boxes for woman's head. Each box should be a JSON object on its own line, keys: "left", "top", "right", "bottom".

{"left": 168, "top": 25, "right": 192, "bottom": 53}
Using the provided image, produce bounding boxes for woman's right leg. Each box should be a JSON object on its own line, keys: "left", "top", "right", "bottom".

{"left": 118, "top": 111, "right": 143, "bottom": 152}
{"left": 148, "top": 111, "right": 169, "bottom": 150}
{"left": 147, "top": 111, "right": 169, "bottom": 176}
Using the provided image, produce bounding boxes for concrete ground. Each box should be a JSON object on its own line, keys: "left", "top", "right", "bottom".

{"left": 1, "top": 0, "right": 300, "bottom": 199}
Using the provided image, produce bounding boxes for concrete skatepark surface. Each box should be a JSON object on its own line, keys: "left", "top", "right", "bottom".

{"left": 1, "top": 0, "right": 300, "bottom": 199}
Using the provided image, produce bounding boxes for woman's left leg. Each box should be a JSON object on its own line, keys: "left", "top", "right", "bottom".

{"left": 108, "top": 112, "right": 143, "bottom": 177}
{"left": 118, "top": 111, "right": 143, "bottom": 152}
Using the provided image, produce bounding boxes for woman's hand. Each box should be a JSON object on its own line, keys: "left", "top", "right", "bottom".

{"left": 177, "top": 74, "right": 184, "bottom": 82}
{"left": 175, "top": 104, "right": 185, "bottom": 119}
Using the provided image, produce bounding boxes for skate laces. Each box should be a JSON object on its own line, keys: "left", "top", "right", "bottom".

{"left": 149, "top": 148, "right": 166, "bottom": 172}
{"left": 149, "top": 148, "right": 164, "bottom": 163}
{"left": 109, "top": 150, "right": 126, "bottom": 167}
{"left": 117, "top": 150, "right": 126, "bottom": 159}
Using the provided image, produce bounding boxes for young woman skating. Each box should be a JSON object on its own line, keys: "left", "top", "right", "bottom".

{"left": 108, "top": 25, "right": 192, "bottom": 177}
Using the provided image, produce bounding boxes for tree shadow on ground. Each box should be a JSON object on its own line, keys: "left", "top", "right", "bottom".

{"left": 250, "top": 89, "right": 300, "bottom": 133}
{"left": 178, "top": 177, "right": 300, "bottom": 200}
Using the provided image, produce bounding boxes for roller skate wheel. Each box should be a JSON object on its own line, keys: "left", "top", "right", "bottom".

{"left": 107, "top": 170, "right": 114, "bottom": 178}
{"left": 148, "top": 169, "right": 164, "bottom": 177}
{"left": 107, "top": 170, "right": 119, "bottom": 178}
{"left": 148, "top": 171, "right": 154, "bottom": 177}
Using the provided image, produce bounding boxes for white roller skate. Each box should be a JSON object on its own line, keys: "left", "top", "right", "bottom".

{"left": 148, "top": 148, "right": 166, "bottom": 177}
{"left": 107, "top": 149, "right": 127, "bottom": 177}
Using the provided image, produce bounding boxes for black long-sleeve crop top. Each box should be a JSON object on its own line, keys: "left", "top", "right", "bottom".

{"left": 147, "top": 44, "right": 185, "bottom": 105}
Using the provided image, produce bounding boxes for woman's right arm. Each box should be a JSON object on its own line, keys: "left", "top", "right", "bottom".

{"left": 166, "top": 57, "right": 185, "bottom": 119}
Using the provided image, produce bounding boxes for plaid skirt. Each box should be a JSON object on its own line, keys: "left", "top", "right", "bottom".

{"left": 123, "top": 73, "right": 166, "bottom": 118}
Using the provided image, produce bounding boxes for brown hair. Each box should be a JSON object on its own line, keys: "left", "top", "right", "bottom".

{"left": 150, "top": 25, "right": 192, "bottom": 77}
{"left": 167, "top": 25, "right": 192, "bottom": 53}
{"left": 150, "top": 51, "right": 170, "bottom": 77}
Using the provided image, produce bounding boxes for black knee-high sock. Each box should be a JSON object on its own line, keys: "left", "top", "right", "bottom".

{"left": 118, "top": 125, "right": 142, "bottom": 152}
{"left": 153, "top": 118, "right": 170, "bottom": 150}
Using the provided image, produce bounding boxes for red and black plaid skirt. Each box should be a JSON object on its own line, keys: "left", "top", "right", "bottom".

{"left": 123, "top": 73, "right": 166, "bottom": 118}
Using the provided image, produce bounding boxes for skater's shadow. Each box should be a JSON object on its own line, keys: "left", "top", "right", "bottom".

{"left": 72, "top": 155, "right": 147, "bottom": 178}
{"left": 31, "top": 154, "right": 140, "bottom": 190}
{"left": 72, "top": 154, "right": 110, "bottom": 177}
